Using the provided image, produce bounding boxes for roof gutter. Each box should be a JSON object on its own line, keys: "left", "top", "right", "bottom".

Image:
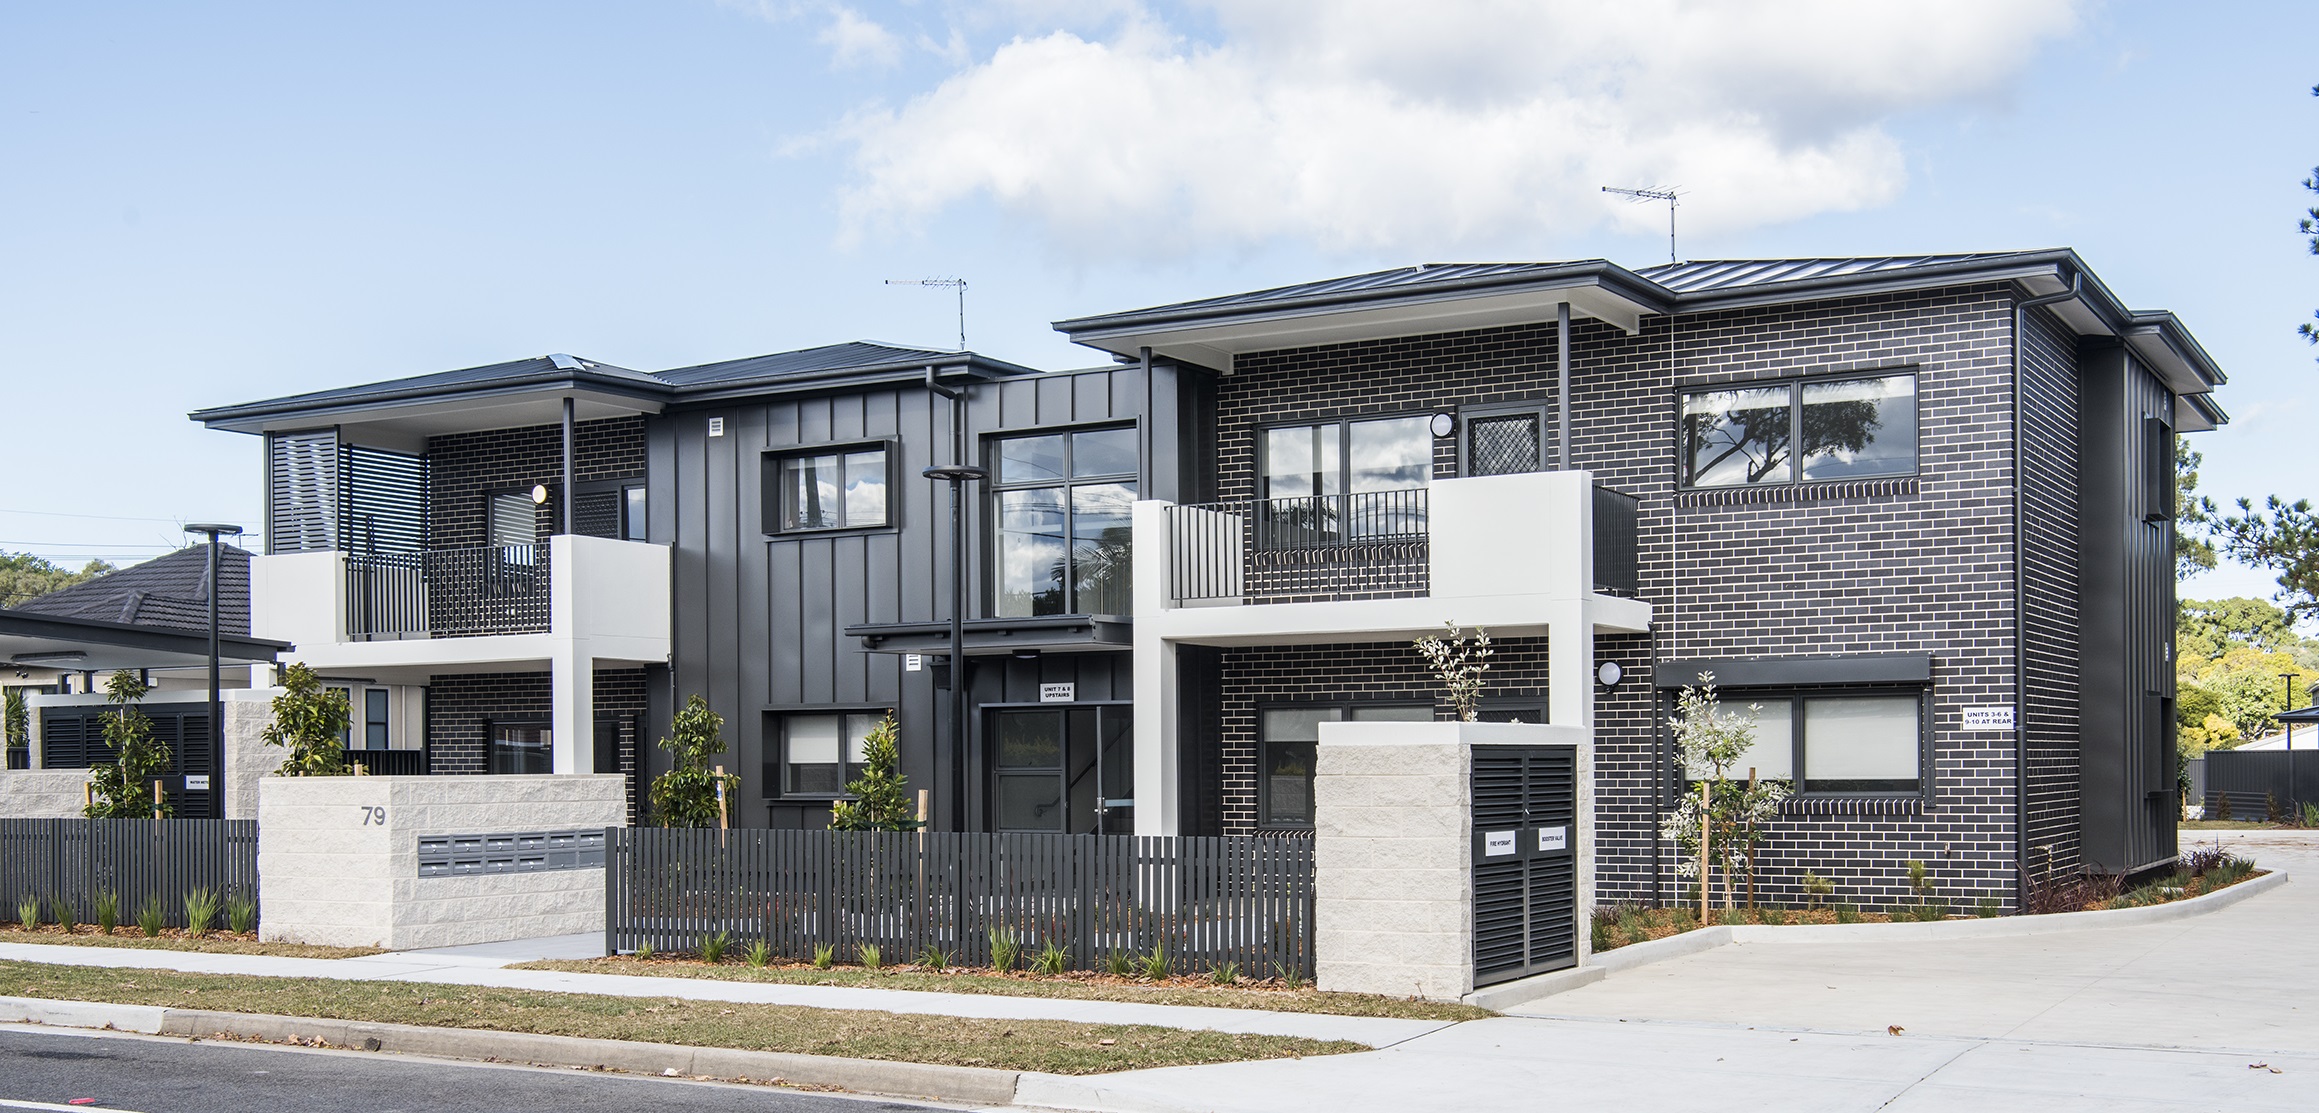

{"left": 2013, "top": 271, "right": 2081, "bottom": 912}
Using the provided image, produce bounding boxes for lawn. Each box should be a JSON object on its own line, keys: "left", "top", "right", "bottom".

{"left": 0, "top": 925, "right": 381, "bottom": 959}
{"left": 515, "top": 957, "right": 1490, "bottom": 1021}
{"left": 0, "top": 960, "right": 1363, "bottom": 1075}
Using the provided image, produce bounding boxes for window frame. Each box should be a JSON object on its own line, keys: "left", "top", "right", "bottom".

{"left": 767, "top": 708, "right": 891, "bottom": 801}
{"left": 572, "top": 477, "right": 649, "bottom": 542}
{"left": 985, "top": 424, "right": 1139, "bottom": 618}
{"left": 1677, "top": 686, "right": 1929, "bottom": 798}
{"left": 1456, "top": 400, "right": 1553, "bottom": 477}
{"left": 763, "top": 440, "right": 897, "bottom": 536}
{"left": 1255, "top": 699, "right": 1436, "bottom": 829}
{"left": 1255, "top": 411, "right": 1439, "bottom": 501}
{"left": 1676, "top": 369, "right": 1921, "bottom": 491}
{"left": 485, "top": 718, "right": 553, "bottom": 775}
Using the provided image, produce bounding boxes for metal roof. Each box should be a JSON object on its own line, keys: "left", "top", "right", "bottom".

{"left": 190, "top": 355, "right": 663, "bottom": 426}
{"left": 1637, "top": 253, "right": 2047, "bottom": 293}
{"left": 11, "top": 544, "right": 251, "bottom": 637}
{"left": 653, "top": 341, "right": 1020, "bottom": 388}
{"left": 1054, "top": 260, "right": 1656, "bottom": 332}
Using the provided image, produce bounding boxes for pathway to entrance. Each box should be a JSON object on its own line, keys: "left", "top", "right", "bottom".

{"left": 1012, "top": 830, "right": 2319, "bottom": 1112}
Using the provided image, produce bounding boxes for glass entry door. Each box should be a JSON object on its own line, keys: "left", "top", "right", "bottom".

{"left": 989, "top": 706, "right": 1133, "bottom": 833}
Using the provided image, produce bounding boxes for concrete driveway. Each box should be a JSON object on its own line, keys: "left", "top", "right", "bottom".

{"left": 1013, "top": 830, "right": 2319, "bottom": 1112}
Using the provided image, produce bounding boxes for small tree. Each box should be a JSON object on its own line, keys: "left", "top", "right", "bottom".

{"left": 649, "top": 695, "right": 738, "bottom": 828}
{"left": 1659, "top": 675, "right": 1789, "bottom": 911}
{"left": 830, "top": 715, "right": 921, "bottom": 832}
{"left": 262, "top": 663, "right": 352, "bottom": 776}
{"left": 1412, "top": 622, "right": 1492, "bottom": 721}
{"left": 85, "top": 671, "right": 171, "bottom": 819}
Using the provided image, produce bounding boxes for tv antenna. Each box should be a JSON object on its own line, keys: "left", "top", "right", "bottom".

{"left": 1602, "top": 186, "right": 1681, "bottom": 264}
{"left": 886, "top": 277, "right": 968, "bottom": 351}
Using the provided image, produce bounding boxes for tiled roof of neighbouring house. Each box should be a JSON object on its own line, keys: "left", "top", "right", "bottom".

{"left": 10, "top": 544, "right": 250, "bottom": 637}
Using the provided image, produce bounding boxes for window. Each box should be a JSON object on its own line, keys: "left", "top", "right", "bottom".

{"left": 572, "top": 481, "right": 648, "bottom": 541}
{"left": 489, "top": 723, "right": 552, "bottom": 774}
{"left": 991, "top": 427, "right": 1137, "bottom": 617}
{"left": 488, "top": 491, "right": 538, "bottom": 548}
{"left": 362, "top": 689, "right": 389, "bottom": 751}
{"left": 1260, "top": 415, "right": 1431, "bottom": 542}
{"left": 1680, "top": 373, "right": 1916, "bottom": 488}
{"left": 1462, "top": 405, "right": 1550, "bottom": 477}
{"left": 1258, "top": 702, "right": 1433, "bottom": 827}
{"left": 772, "top": 711, "right": 884, "bottom": 797}
{"left": 1683, "top": 691, "right": 1922, "bottom": 794}
{"left": 2145, "top": 416, "right": 2173, "bottom": 523}
{"left": 768, "top": 446, "right": 889, "bottom": 532}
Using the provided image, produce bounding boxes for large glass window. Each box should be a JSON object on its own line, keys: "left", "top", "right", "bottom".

{"left": 1260, "top": 415, "right": 1431, "bottom": 542}
{"left": 489, "top": 723, "right": 552, "bottom": 774}
{"left": 363, "top": 688, "right": 390, "bottom": 751}
{"left": 773, "top": 711, "right": 884, "bottom": 797}
{"left": 768, "top": 446, "right": 889, "bottom": 532}
{"left": 1680, "top": 373, "right": 1916, "bottom": 488}
{"left": 1258, "top": 702, "right": 1432, "bottom": 828}
{"left": 1682, "top": 691, "right": 1920, "bottom": 794}
{"left": 992, "top": 427, "right": 1136, "bottom": 617}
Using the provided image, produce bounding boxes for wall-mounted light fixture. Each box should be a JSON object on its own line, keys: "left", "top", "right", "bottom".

{"left": 1596, "top": 661, "right": 1624, "bottom": 687}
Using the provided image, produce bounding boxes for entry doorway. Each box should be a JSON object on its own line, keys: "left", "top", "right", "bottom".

{"left": 988, "top": 706, "right": 1132, "bottom": 833}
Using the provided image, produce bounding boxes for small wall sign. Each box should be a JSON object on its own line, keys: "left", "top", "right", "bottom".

{"left": 1039, "top": 682, "right": 1075, "bottom": 703}
{"left": 1537, "top": 825, "right": 1567, "bottom": 852}
{"left": 904, "top": 653, "right": 923, "bottom": 673}
{"left": 1962, "top": 705, "right": 2016, "bottom": 731}
{"left": 1484, "top": 830, "right": 1517, "bottom": 857}
{"left": 184, "top": 775, "right": 211, "bottom": 792}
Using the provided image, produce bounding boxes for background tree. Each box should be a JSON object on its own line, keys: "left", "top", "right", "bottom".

{"left": 649, "top": 694, "right": 738, "bottom": 828}
{"left": 0, "top": 552, "right": 113, "bottom": 608}
{"left": 261, "top": 663, "right": 351, "bottom": 776}
{"left": 85, "top": 671, "right": 170, "bottom": 818}
{"left": 2175, "top": 440, "right": 2219, "bottom": 578}
{"left": 3, "top": 688, "right": 26, "bottom": 757}
{"left": 2301, "top": 82, "right": 2319, "bottom": 353}
{"left": 829, "top": 715, "right": 921, "bottom": 831}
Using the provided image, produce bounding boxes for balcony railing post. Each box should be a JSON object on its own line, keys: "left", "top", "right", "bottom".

{"left": 343, "top": 543, "right": 553, "bottom": 640}
{"left": 1167, "top": 489, "right": 1428, "bottom": 605}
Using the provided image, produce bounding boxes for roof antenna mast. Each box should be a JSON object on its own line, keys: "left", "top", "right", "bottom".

{"left": 1601, "top": 186, "right": 1681, "bottom": 264}
{"left": 885, "top": 278, "right": 969, "bottom": 352}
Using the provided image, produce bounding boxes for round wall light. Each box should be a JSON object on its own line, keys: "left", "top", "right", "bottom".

{"left": 1429, "top": 412, "right": 1456, "bottom": 438}
{"left": 1596, "top": 661, "right": 1624, "bottom": 687}
{"left": 530, "top": 484, "right": 550, "bottom": 505}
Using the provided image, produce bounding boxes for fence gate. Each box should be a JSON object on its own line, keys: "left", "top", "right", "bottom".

{"left": 1471, "top": 745, "right": 1577, "bottom": 987}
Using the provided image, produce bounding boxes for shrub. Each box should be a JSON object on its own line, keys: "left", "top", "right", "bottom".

{"left": 2303, "top": 801, "right": 2319, "bottom": 829}
{"left": 1975, "top": 897, "right": 2002, "bottom": 919}
{"left": 1833, "top": 903, "right": 1863, "bottom": 924}
{"left": 1411, "top": 622, "right": 1492, "bottom": 721}
{"left": 811, "top": 942, "right": 835, "bottom": 969}
{"left": 2182, "top": 842, "right": 2229, "bottom": 877}
{"left": 86, "top": 672, "right": 171, "bottom": 818}
{"left": 915, "top": 944, "right": 948, "bottom": 972}
{"left": 183, "top": 888, "right": 219, "bottom": 938}
{"left": 746, "top": 940, "right": 772, "bottom": 968}
{"left": 1589, "top": 906, "right": 1617, "bottom": 952}
{"left": 698, "top": 931, "right": 730, "bottom": 964}
{"left": 16, "top": 893, "right": 40, "bottom": 929}
{"left": 829, "top": 716, "right": 921, "bottom": 832}
{"left": 1758, "top": 906, "right": 1789, "bottom": 926}
{"left": 858, "top": 942, "right": 882, "bottom": 970}
{"left": 1277, "top": 962, "right": 1307, "bottom": 990}
{"left": 1032, "top": 940, "right": 1069, "bottom": 976}
{"left": 634, "top": 939, "right": 655, "bottom": 960}
{"left": 2023, "top": 868, "right": 2121, "bottom": 915}
{"left": 1140, "top": 944, "right": 1170, "bottom": 981}
{"left": 2211, "top": 792, "right": 2233, "bottom": 821}
{"left": 49, "top": 896, "right": 75, "bottom": 933}
{"left": 1717, "top": 907, "right": 1745, "bottom": 926}
{"left": 1107, "top": 950, "right": 1133, "bottom": 977}
{"left": 649, "top": 695, "right": 738, "bottom": 828}
{"left": 1209, "top": 961, "right": 1240, "bottom": 986}
{"left": 988, "top": 926, "right": 1020, "bottom": 973}
{"left": 2267, "top": 793, "right": 2286, "bottom": 824}
{"left": 1618, "top": 906, "right": 1649, "bottom": 945}
{"left": 94, "top": 891, "right": 118, "bottom": 935}
{"left": 1800, "top": 871, "right": 1835, "bottom": 908}
{"left": 261, "top": 664, "right": 351, "bottom": 776}
{"left": 136, "top": 898, "right": 164, "bottom": 938}
{"left": 226, "top": 892, "right": 256, "bottom": 935}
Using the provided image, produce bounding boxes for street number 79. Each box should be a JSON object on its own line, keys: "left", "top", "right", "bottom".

{"left": 361, "top": 806, "right": 388, "bottom": 826}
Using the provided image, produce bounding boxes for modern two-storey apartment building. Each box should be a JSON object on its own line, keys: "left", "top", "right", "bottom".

{"left": 194, "top": 249, "right": 2224, "bottom": 910}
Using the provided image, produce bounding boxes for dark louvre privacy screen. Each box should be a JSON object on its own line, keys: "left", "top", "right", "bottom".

{"left": 607, "top": 829, "right": 1316, "bottom": 978}
{"left": 1471, "top": 746, "right": 1577, "bottom": 987}
{"left": 1468, "top": 414, "right": 1543, "bottom": 477}
{"left": 0, "top": 819, "right": 259, "bottom": 927}
{"left": 267, "top": 430, "right": 339, "bottom": 554}
{"left": 38, "top": 707, "right": 220, "bottom": 819}
{"left": 1590, "top": 485, "right": 1640, "bottom": 596}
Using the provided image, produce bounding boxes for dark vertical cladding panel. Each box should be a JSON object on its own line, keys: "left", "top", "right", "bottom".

{"left": 2019, "top": 306, "right": 2083, "bottom": 879}
{"left": 1178, "top": 645, "right": 1225, "bottom": 836}
{"left": 2076, "top": 341, "right": 2177, "bottom": 873}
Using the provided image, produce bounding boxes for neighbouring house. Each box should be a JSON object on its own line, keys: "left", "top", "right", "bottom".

{"left": 191, "top": 248, "right": 2226, "bottom": 911}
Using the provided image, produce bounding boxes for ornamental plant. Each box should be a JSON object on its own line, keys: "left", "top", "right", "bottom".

{"left": 649, "top": 695, "right": 738, "bottom": 828}
{"left": 1412, "top": 622, "right": 1492, "bottom": 721}
{"left": 85, "top": 671, "right": 172, "bottom": 818}
{"left": 1658, "top": 674, "right": 1789, "bottom": 911}
{"left": 829, "top": 715, "right": 920, "bottom": 832}
{"left": 262, "top": 663, "right": 352, "bottom": 776}
{"left": 3, "top": 688, "right": 27, "bottom": 757}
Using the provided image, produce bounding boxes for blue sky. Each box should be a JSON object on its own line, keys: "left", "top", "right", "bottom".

{"left": 0, "top": 1, "right": 2309, "bottom": 606}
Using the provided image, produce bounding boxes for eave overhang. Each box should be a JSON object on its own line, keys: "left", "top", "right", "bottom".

{"left": 844, "top": 615, "right": 1132, "bottom": 656}
{"left": 193, "top": 375, "right": 669, "bottom": 440}
{"left": 0, "top": 608, "right": 289, "bottom": 674}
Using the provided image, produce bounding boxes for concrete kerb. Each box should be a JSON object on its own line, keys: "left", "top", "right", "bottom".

{"left": 0, "top": 995, "right": 1021, "bottom": 1105}
{"left": 1474, "top": 869, "right": 2289, "bottom": 1011}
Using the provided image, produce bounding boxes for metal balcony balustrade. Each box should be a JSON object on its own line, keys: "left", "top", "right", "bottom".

{"left": 1166, "top": 483, "right": 1642, "bottom": 605}
{"left": 343, "top": 543, "right": 552, "bottom": 640}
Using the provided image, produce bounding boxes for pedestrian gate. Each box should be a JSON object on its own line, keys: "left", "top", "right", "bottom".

{"left": 1471, "top": 745, "right": 1577, "bottom": 986}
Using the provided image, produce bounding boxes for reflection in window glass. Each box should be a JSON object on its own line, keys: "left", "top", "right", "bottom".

{"left": 489, "top": 492, "right": 536, "bottom": 548}
{"left": 1802, "top": 697, "right": 1919, "bottom": 793}
{"left": 995, "top": 712, "right": 1064, "bottom": 768}
{"left": 1259, "top": 705, "right": 1433, "bottom": 827}
{"left": 996, "top": 774, "right": 1065, "bottom": 830}
{"left": 1072, "top": 427, "right": 1138, "bottom": 478}
{"left": 1347, "top": 417, "right": 1432, "bottom": 492}
{"left": 779, "top": 712, "right": 879, "bottom": 796}
{"left": 1686, "top": 698, "right": 1793, "bottom": 781}
{"left": 1348, "top": 704, "right": 1434, "bottom": 723}
{"left": 1800, "top": 375, "right": 1916, "bottom": 481}
{"left": 622, "top": 486, "right": 648, "bottom": 541}
{"left": 1681, "top": 386, "right": 1793, "bottom": 487}
{"left": 1263, "top": 425, "right": 1339, "bottom": 500}
{"left": 776, "top": 449, "right": 887, "bottom": 531}
{"left": 997, "top": 434, "right": 1068, "bottom": 484}
{"left": 1070, "top": 482, "right": 1134, "bottom": 615}
{"left": 845, "top": 453, "right": 886, "bottom": 524}
{"left": 996, "top": 488, "right": 1068, "bottom": 616}
{"left": 780, "top": 454, "right": 840, "bottom": 530}
{"left": 489, "top": 724, "right": 552, "bottom": 775}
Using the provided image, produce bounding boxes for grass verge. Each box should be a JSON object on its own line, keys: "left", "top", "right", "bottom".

{"left": 0, "top": 960, "right": 1362, "bottom": 1074}
{"left": 0, "top": 926, "right": 380, "bottom": 959}
{"left": 514, "top": 958, "right": 1489, "bottom": 1021}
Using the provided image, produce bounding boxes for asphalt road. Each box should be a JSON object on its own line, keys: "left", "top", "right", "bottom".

{"left": 0, "top": 1027, "right": 950, "bottom": 1113}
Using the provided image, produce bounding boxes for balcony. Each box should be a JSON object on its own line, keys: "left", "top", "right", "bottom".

{"left": 344, "top": 543, "right": 553, "bottom": 640}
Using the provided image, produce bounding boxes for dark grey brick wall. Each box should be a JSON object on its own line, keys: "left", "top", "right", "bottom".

{"left": 425, "top": 667, "right": 648, "bottom": 818}
{"left": 2020, "top": 306, "right": 2084, "bottom": 880}
{"left": 427, "top": 416, "right": 646, "bottom": 548}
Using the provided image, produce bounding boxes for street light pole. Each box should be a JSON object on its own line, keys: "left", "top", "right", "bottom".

{"left": 185, "top": 523, "right": 243, "bottom": 819}
{"left": 923, "top": 366, "right": 985, "bottom": 831}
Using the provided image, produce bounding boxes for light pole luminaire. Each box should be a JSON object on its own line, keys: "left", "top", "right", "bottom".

{"left": 185, "top": 523, "right": 242, "bottom": 818}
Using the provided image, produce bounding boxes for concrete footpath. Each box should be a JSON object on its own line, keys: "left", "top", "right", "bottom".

{"left": 0, "top": 936, "right": 1445, "bottom": 1049}
{"left": 1013, "top": 830, "right": 2319, "bottom": 1113}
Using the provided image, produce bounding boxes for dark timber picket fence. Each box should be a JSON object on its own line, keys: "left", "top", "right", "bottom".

{"left": 607, "top": 829, "right": 1316, "bottom": 978}
{"left": 0, "top": 819, "right": 259, "bottom": 927}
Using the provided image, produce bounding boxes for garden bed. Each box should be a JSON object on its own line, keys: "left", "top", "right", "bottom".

{"left": 0, "top": 925, "right": 381, "bottom": 959}
{"left": 515, "top": 957, "right": 1490, "bottom": 1021}
{"left": 0, "top": 960, "right": 1362, "bottom": 1074}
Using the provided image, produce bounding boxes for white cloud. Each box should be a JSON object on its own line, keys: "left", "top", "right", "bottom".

{"left": 820, "top": 7, "right": 904, "bottom": 69}
{"left": 833, "top": 0, "right": 2081, "bottom": 257}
